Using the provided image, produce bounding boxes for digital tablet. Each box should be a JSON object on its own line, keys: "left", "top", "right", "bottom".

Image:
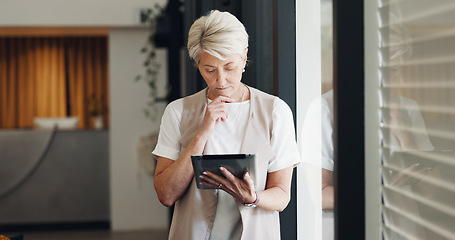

{"left": 191, "top": 154, "right": 256, "bottom": 189}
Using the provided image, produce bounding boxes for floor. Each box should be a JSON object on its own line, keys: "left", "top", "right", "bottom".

{"left": 2, "top": 229, "right": 169, "bottom": 240}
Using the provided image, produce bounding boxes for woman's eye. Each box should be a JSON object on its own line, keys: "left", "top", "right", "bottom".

{"left": 207, "top": 70, "right": 215, "bottom": 73}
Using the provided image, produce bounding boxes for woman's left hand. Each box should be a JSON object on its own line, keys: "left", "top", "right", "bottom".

{"left": 200, "top": 167, "right": 256, "bottom": 204}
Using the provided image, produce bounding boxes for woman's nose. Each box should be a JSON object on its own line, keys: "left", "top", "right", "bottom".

{"left": 216, "top": 70, "right": 226, "bottom": 83}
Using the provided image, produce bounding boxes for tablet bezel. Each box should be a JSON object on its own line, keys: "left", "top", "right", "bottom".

{"left": 191, "top": 154, "right": 256, "bottom": 189}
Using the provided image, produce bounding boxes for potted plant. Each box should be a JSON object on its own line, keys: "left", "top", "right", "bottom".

{"left": 87, "top": 94, "right": 104, "bottom": 129}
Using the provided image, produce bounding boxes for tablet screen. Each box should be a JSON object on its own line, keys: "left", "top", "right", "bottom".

{"left": 191, "top": 154, "right": 256, "bottom": 189}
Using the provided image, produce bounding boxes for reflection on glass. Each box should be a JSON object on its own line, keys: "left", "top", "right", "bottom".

{"left": 379, "top": 0, "right": 455, "bottom": 239}
{"left": 300, "top": 0, "right": 334, "bottom": 239}
{"left": 321, "top": 0, "right": 334, "bottom": 239}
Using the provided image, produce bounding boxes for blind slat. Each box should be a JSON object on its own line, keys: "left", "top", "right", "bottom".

{"left": 382, "top": 146, "right": 455, "bottom": 166}
{"left": 382, "top": 223, "right": 419, "bottom": 240}
{"left": 384, "top": 185, "right": 455, "bottom": 218}
{"left": 382, "top": 164, "right": 455, "bottom": 192}
{"left": 382, "top": 81, "right": 455, "bottom": 88}
{"left": 379, "top": 2, "right": 455, "bottom": 28}
{"left": 381, "top": 124, "right": 455, "bottom": 142}
{"left": 381, "top": 28, "right": 455, "bottom": 47}
{"left": 383, "top": 204, "right": 455, "bottom": 239}
{"left": 380, "top": 55, "right": 455, "bottom": 67}
{"left": 381, "top": 105, "right": 455, "bottom": 115}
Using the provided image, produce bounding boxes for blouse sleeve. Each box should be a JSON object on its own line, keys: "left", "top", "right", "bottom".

{"left": 268, "top": 99, "right": 301, "bottom": 172}
{"left": 408, "top": 99, "right": 434, "bottom": 151}
{"left": 300, "top": 96, "right": 335, "bottom": 171}
{"left": 152, "top": 99, "right": 184, "bottom": 161}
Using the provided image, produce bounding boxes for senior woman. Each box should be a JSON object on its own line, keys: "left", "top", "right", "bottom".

{"left": 152, "top": 10, "right": 300, "bottom": 240}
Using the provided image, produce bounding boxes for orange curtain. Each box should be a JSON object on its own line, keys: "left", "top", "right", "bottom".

{"left": 0, "top": 38, "right": 16, "bottom": 128}
{"left": 66, "top": 37, "right": 109, "bottom": 128}
{"left": 0, "top": 37, "right": 108, "bottom": 129}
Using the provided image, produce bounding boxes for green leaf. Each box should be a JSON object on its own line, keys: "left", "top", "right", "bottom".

{"left": 148, "top": 81, "right": 156, "bottom": 89}
{"left": 148, "top": 36, "right": 155, "bottom": 44}
{"left": 144, "top": 108, "right": 150, "bottom": 117}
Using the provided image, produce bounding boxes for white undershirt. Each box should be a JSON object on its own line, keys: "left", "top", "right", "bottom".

{"left": 206, "top": 99, "right": 250, "bottom": 240}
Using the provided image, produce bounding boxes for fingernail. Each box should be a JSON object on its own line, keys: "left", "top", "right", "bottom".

{"left": 199, "top": 175, "right": 204, "bottom": 179}
{"left": 202, "top": 171, "right": 208, "bottom": 175}
{"left": 245, "top": 172, "right": 249, "bottom": 177}
{"left": 219, "top": 167, "right": 224, "bottom": 171}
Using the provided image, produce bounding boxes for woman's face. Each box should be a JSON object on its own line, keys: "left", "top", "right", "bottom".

{"left": 198, "top": 51, "right": 246, "bottom": 100}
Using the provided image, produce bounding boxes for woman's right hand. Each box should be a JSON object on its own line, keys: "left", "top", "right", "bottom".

{"left": 389, "top": 163, "right": 435, "bottom": 187}
{"left": 197, "top": 95, "right": 235, "bottom": 140}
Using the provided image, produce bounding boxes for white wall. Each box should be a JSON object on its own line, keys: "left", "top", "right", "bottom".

{"left": 0, "top": 0, "right": 170, "bottom": 231}
{"left": 0, "top": 0, "right": 165, "bottom": 26}
{"left": 109, "top": 28, "right": 168, "bottom": 231}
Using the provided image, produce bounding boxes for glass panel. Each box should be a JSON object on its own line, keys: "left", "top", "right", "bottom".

{"left": 378, "top": 0, "right": 455, "bottom": 239}
{"left": 321, "top": 0, "right": 334, "bottom": 239}
{"left": 321, "top": 0, "right": 333, "bottom": 95}
{"left": 296, "top": 0, "right": 326, "bottom": 238}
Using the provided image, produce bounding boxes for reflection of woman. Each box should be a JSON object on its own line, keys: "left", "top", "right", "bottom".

{"left": 152, "top": 10, "right": 300, "bottom": 239}
{"left": 301, "top": 9, "right": 436, "bottom": 240}
{"left": 301, "top": 88, "right": 434, "bottom": 240}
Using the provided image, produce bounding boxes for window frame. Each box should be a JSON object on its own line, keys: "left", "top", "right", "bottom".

{"left": 333, "top": 0, "right": 366, "bottom": 239}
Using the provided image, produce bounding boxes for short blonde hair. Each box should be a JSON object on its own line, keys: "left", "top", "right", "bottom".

{"left": 187, "top": 10, "right": 249, "bottom": 64}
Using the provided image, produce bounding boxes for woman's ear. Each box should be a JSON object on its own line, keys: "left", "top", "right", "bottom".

{"left": 243, "top": 48, "right": 249, "bottom": 68}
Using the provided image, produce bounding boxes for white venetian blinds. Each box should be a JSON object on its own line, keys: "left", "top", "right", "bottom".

{"left": 377, "top": 0, "right": 455, "bottom": 239}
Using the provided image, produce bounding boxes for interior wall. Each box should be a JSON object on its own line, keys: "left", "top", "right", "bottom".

{"left": 0, "top": 0, "right": 170, "bottom": 231}
{"left": 0, "top": 0, "right": 165, "bottom": 26}
{"left": 109, "top": 28, "right": 168, "bottom": 231}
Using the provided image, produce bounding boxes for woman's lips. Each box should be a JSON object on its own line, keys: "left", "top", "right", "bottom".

{"left": 216, "top": 87, "right": 229, "bottom": 91}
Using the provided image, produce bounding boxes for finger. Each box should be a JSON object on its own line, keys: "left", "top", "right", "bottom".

{"left": 414, "top": 164, "right": 434, "bottom": 175}
{"left": 206, "top": 103, "right": 228, "bottom": 117}
{"left": 243, "top": 171, "right": 255, "bottom": 187}
{"left": 200, "top": 180, "right": 221, "bottom": 189}
{"left": 199, "top": 172, "right": 222, "bottom": 188}
{"left": 201, "top": 170, "right": 227, "bottom": 184}
{"left": 213, "top": 95, "right": 236, "bottom": 103}
{"left": 204, "top": 107, "right": 228, "bottom": 123}
{"left": 210, "top": 109, "right": 229, "bottom": 121}
{"left": 391, "top": 174, "right": 407, "bottom": 187}
{"left": 219, "top": 167, "right": 236, "bottom": 181}
{"left": 200, "top": 179, "right": 219, "bottom": 188}
{"left": 406, "top": 163, "right": 420, "bottom": 171}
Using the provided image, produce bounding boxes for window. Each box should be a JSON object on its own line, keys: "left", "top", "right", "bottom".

{"left": 367, "top": 0, "right": 455, "bottom": 239}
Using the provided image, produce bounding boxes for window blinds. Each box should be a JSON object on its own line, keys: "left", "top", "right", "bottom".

{"left": 377, "top": 0, "right": 455, "bottom": 239}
